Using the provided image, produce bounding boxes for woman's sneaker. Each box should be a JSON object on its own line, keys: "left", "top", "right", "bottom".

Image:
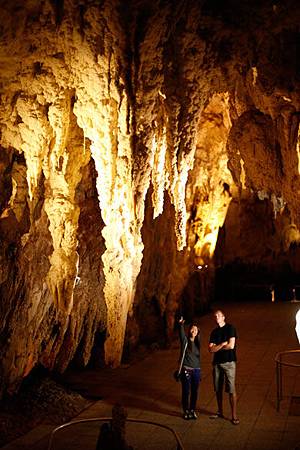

{"left": 189, "top": 410, "right": 197, "bottom": 419}
{"left": 183, "top": 410, "right": 190, "bottom": 420}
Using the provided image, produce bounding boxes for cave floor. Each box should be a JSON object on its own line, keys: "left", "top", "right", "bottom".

{"left": 3, "top": 301, "right": 300, "bottom": 450}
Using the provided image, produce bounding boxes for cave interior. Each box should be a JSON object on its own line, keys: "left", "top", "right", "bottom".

{"left": 0, "top": 0, "right": 300, "bottom": 402}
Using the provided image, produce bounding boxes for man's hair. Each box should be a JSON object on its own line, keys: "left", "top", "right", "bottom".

{"left": 213, "top": 309, "right": 225, "bottom": 316}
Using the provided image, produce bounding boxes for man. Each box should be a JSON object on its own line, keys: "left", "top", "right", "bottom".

{"left": 208, "top": 309, "right": 239, "bottom": 425}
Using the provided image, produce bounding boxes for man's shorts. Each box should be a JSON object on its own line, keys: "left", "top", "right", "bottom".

{"left": 213, "top": 361, "right": 236, "bottom": 394}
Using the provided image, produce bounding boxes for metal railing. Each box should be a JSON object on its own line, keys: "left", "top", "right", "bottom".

{"left": 47, "top": 417, "right": 185, "bottom": 450}
{"left": 275, "top": 349, "right": 300, "bottom": 411}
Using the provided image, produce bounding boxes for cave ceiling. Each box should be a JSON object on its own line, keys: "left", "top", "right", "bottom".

{"left": 0, "top": 0, "right": 299, "bottom": 395}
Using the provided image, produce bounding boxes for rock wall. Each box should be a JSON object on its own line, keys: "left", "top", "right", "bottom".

{"left": 0, "top": 0, "right": 300, "bottom": 395}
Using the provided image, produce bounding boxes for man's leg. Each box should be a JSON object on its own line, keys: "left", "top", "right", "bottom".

{"left": 229, "top": 392, "right": 238, "bottom": 421}
{"left": 210, "top": 365, "right": 224, "bottom": 418}
{"left": 216, "top": 389, "right": 224, "bottom": 416}
{"left": 222, "top": 361, "right": 239, "bottom": 424}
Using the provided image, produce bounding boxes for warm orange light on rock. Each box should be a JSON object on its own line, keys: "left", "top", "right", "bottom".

{"left": 75, "top": 76, "right": 145, "bottom": 366}
{"left": 44, "top": 93, "right": 90, "bottom": 314}
{"left": 186, "top": 93, "right": 233, "bottom": 264}
{"left": 151, "top": 129, "right": 168, "bottom": 218}
{"left": 296, "top": 127, "right": 300, "bottom": 175}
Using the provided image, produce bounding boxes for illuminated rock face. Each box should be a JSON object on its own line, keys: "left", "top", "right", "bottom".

{"left": 0, "top": 0, "right": 300, "bottom": 395}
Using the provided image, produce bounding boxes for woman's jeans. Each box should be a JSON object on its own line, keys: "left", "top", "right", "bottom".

{"left": 181, "top": 367, "right": 201, "bottom": 411}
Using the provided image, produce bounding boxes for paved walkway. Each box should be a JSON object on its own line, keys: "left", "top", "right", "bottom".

{"left": 3, "top": 301, "right": 300, "bottom": 450}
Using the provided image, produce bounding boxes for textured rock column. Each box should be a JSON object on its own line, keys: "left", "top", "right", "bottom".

{"left": 90, "top": 99, "right": 144, "bottom": 367}
{"left": 74, "top": 72, "right": 144, "bottom": 367}
{"left": 44, "top": 92, "right": 90, "bottom": 314}
{"left": 186, "top": 93, "right": 234, "bottom": 266}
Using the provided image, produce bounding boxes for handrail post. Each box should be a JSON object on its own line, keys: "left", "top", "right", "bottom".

{"left": 275, "top": 350, "right": 300, "bottom": 413}
{"left": 276, "top": 359, "right": 279, "bottom": 411}
{"left": 276, "top": 353, "right": 283, "bottom": 412}
{"left": 279, "top": 353, "right": 282, "bottom": 406}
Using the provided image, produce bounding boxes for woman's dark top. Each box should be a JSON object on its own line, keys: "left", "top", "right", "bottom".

{"left": 179, "top": 323, "right": 201, "bottom": 369}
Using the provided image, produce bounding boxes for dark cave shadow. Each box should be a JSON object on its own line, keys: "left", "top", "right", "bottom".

{"left": 102, "top": 393, "right": 182, "bottom": 417}
{"left": 102, "top": 393, "right": 213, "bottom": 419}
{"left": 214, "top": 198, "right": 298, "bottom": 303}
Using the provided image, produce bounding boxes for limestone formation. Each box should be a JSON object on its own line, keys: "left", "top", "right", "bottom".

{"left": 0, "top": 0, "right": 300, "bottom": 396}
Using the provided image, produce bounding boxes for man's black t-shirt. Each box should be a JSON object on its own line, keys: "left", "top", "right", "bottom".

{"left": 209, "top": 323, "right": 237, "bottom": 365}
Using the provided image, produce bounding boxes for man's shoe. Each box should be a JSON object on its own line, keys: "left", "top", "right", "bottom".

{"left": 231, "top": 418, "right": 240, "bottom": 425}
{"left": 183, "top": 410, "right": 190, "bottom": 420}
{"left": 189, "top": 410, "right": 197, "bottom": 419}
{"left": 209, "top": 412, "right": 224, "bottom": 419}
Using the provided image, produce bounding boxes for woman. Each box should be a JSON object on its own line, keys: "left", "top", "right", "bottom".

{"left": 178, "top": 316, "right": 201, "bottom": 420}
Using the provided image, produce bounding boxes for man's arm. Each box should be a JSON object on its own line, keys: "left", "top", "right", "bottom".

{"left": 208, "top": 341, "right": 228, "bottom": 353}
{"left": 221, "top": 336, "right": 235, "bottom": 350}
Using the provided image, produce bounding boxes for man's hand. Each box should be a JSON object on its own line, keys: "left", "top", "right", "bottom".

{"left": 179, "top": 316, "right": 185, "bottom": 324}
{"left": 222, "top": 337, "right": 235, "bottom": 350}
{"left": 208, "top": 341, "right": 228, "bottom": 353}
